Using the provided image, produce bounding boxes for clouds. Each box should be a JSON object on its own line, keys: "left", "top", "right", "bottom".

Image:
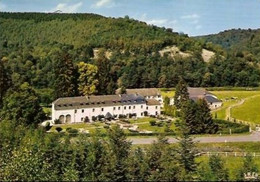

{"left": 181, "top": 13, "right": 200, "bottom": 19}
{"left": 0, "top": 2, "right": 7, "bottom": 11}
{"left": 92, "top": 0, "right": 116, "bottom": 8}
{"left": 139, "top": 13, "right": 178, "bottom": 28}
{"left": 50, "top": 2, "right": 83, "bottom": 13}
{"left": 180, "top": 13, "right": 202, "bottom": 30}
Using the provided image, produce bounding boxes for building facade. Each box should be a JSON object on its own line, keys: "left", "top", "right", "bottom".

{"left": 52, "top": 94, "right": 161, "bottom": 124}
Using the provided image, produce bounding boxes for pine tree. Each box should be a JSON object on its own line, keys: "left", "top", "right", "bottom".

{"left": 174, "top": 78, "right": 189, "bottom": 109}
{"left": 176, "top": 119, "right": 198, "bottom": 181}
{"left": 236, "top": 155, "right": 259, "bottom": 181}
{"left": 196, "top": 99, "right": 218, "bottom": 134}
{"left": 181, "top": 100, "right": 198, "bottom": 134}
{"left": 208, "top": 155, "right": 229, "bottom": 181}
{"left": 145, "top": 135, "right": 182, "bottom": 181}
{"left": 95, "top": 51, "right": 115, "bottom": 95}
{"left": 53, "top": 52, "right": 78, "bottom": 99}
{"left": 104, "top": 125, "right": 131, "bottom": 181}
{"left": 127, "top": 147, "right": 149, "bottom": 181}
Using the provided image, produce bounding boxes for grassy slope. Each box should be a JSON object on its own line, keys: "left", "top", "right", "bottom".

{"left": 211, "top": 91, "right": 260, "bottom": 122}
{"left": 232, "top": 95, "right": 260, "bottom": 124}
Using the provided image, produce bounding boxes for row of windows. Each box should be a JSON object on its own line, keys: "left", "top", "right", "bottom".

{"left": 75, "top": 105, "right": 158, "bottom": 113}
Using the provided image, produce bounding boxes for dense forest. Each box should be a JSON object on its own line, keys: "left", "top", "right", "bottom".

{"left": 0, "top": 12, "right": 260, "bottom": 105}
{"left": 197, "top": 28, "right": 260, "bottom": 62}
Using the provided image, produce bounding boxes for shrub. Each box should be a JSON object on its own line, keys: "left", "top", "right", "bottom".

{"left": 56, "top": 127, "right": 62, "bottom": 132}
{"left": 103, "top": 125, "right": 109, "bottom": 129}
{"left": 119, "top": 114, "right": 127, "bottom": 119}
{"left": 92, "top": 116, "right": 97, "bottom": 122}
{"left": 214, "top": 119, "right": 249, "bottom": 134}
{"left": 97, "top": 115, "right": 104, "bottom": 121}
{"left": 45, "top": 122, "right": 52, "bottom": 131}
{"left": 84, "top": 117, "right": 89, "bottom": 123}
{"left": 149, "top": 120, "right": 156, "bottom": 126}
{"left": 67, "top": 128, "right": 78, "bottom": 137}
{"left": 157, "top": 121, "right": 164, "bottom": 127}
{"left": 54, "top": 119, "right": 60, "bottom": 124}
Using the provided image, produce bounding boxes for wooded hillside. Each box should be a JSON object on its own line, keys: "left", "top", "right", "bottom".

{"left": 1, "top": 12, "right": 259, "bottom": 104}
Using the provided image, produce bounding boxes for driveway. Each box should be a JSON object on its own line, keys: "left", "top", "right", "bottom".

{"left": 129, "top": 131, "right": 260, "bottom": 145}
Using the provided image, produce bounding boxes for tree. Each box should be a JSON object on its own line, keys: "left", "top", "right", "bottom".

{"left": 53, "top": 51, "right": 78, "bottom": 99}
{"left": 95, "top": 50, "right": 115, "bottom": 95}
{"left": 174, "top": 78, "right": 189, "bottom": 109}
{"left": 0, "top": 59, "right": 11, "bottom": 108}
{"left": 147, "top": 135, "right": 181, "bottom": 181}
{"left": 208, "top": 155, "right": 229, "bottom": 181}
{"left": 127, "top": 147, "right": 149, "bottom": 181}
{"left": 196, "top": 99, "right": 218, "bottom": 134}
{"left": 176, "top": 119, "right": 198, "bottom": 181}
{"left": 77, "top": 62, "right": 99, "bottom": 95}
{"left": 1, "top": 82, "right": 46, "bottom": 126}
{"left": 236, "top": 155, "right": 259, "bottom": 181}
{"left": 181, "top": 100, "right": 198, "bottom": 134}
{"left": 103, "top": 125, "right": 132, "bottom": 181}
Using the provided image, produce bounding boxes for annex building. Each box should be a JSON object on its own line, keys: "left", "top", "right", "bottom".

{"left": 52, "top": 94, "right": 161, "bottom": 124}
{"left": 188, "top": 87, "right": 222, "bottom": 109}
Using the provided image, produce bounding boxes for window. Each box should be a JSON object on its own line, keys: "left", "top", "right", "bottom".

{"left": 75, "top": 110, "right": 77, "bottom": 113}
{"left": 118, "top": 107, "right": 121, "bottom": 110}
{"left": 113, "top": 107, "right": 116, "bottom": 110}
{"left": 82, "top": 109, "right": 84, "bottom": 113}
{"left": 81, "top": 117, "right": 83, "bottom": 121}
{"left": 92, "top": 108, "right": 95, "bottom": 112}
{"left": 129, "top": 106, "right": 131, "bottom": 109}
{"left": 124, "top": 106, "right": 126, "bottom": 110}
{"left": 141, "top": 113, "right": 143, "bottom": 116}
{"left": 141, "top": 105, "right": 143, "bottom": 109}
{"left": 156, "top": 106, "right": 158, "bottom": 109}
{"left": 133, "top": 106, "right": 135, "bottom": 109}
{"left": 146, "top": 106, "right": 148, "bottom": 110}
{"left": 101, "top": 108, "right": 104, "bottom": 111}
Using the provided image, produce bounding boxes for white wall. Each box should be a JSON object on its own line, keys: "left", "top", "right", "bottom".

{"left": 52, "top": 103, "right": 161, "bottom": 123}
{"left": 209, "top": 102, "right": 222, "bottom": 109}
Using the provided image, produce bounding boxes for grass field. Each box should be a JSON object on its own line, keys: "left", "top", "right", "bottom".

{"left": 232, "top": 95, "right": 260, "bottom": 124}
{"left": 211, "top": 91, "right": 260, "bottom": 122}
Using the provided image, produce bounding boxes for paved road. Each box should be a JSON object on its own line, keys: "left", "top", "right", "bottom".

{"left": 129, "top": 131, "right": 260, "bottom": 145}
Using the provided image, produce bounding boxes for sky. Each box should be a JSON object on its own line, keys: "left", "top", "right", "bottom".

{"left": 1, "top": 0, "right": 260, "bottom": 36}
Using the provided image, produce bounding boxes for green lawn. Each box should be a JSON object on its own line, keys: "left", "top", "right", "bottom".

{"left": 211, "top": 100, "right": 237, "bottom": 120}
{"left": 50, "top": 122, "right": 108, "bottom": 134}
{"left": 211, "top": 91, "right": 260, "bottom": 121}
{"left": 129, "top": 117, "right": 176, "bottom": 133}
{"left": 232, "top": 95, "right": 260, "bottom": 124}
{"left": 211, "top": 90, "right": 260, "bottom": 100}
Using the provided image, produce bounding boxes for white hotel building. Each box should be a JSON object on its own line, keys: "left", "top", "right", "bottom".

{"left": 52, "top": 94, "right": 161, "bottom": 124}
